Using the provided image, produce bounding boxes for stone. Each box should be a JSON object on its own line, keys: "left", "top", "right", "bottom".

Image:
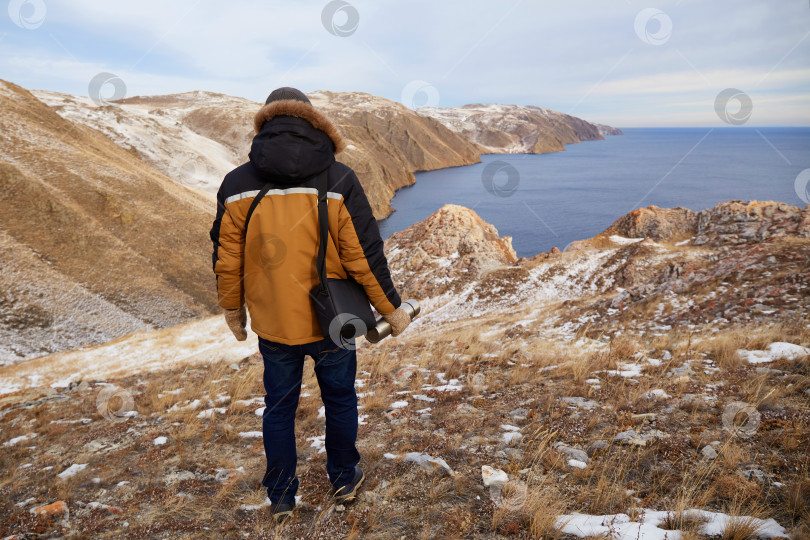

{"left": 384, "top": 410, "right": 406, "bottom": 424}
{"left": 501, "top": 432, "right": 523, "bottom": 445}
{"left": 701, "top": 446, "right": 717, "bottom": 460}
{"left": 553, "top": 443, "right": 590, "bottom": 464}
{"left": 403, "top": 452, "right": 454, "bottom": 476}
{"left": 508, "top": 408, "right": 529, "bottom": 421}
{"left": 394, "top": 367, "right": 415, "bottom": 384}
{"left": 561, "top": 397, "right": 601, "bottom": 410}
{"left": 481, "top": 465, "right": 508, "bottom": 487}
{"left": 87, "top": 501, "right": 125, "bottom": 514}
{"left": 455, "top": 403, "right": 479, "bottom": 414}
{"left": 0, "top": 387, "right": 66, "bottom": 411}
{"left": 614, "top": 429, "right": 668, "bottom": 447}
{"left": 741, "top": 468, "right": 767, "bottom": 483}
{"left": 667, "top": 363, "right": 692, "bottom": 377}
{"left": 30, "top": 500, "right": 68, "bottom": 518}
{"left": 587, "top": 440, "right": 608, "bottom": 456}
{"left": 215, "top": 467, "right": 244, "bottom": 483}
{"left": 164, "top": 470, "right": 196, "bottom": 485}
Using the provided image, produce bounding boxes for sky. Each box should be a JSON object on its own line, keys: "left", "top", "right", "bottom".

{"left": 1, "top": 0, "right": 808, "bottom": 127}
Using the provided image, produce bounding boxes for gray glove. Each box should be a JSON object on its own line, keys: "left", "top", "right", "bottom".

{"left": 383, "top": 306, "right": 410, "bottom": 336}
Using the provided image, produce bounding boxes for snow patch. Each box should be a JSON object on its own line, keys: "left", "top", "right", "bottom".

{"left": 737, "top": 342, "right": 810, "bottom": 364}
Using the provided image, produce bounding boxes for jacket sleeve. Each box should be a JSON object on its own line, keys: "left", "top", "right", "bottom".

{"left": 336, "top": 169, "right": 402, "bottom": 315}
{"left": 209, "top": 187, "right": 245, "bottom": 310}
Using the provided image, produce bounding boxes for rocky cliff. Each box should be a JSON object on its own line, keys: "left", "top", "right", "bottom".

{"left": 418, "top": 103, "right": 608, "bottom": 153}
{"left": 384, "top": 204, "right": 518, "bottom": 298}
{"left": 567, "top": 200, "right": 809, "bottom": 250}
{"left": 309, "top": 92, "right": 482, "bottom": 218}
{"left": 594, "top": 123, "right": 624, "bottom": 136}
{"left": 382, "top": 199, "right": 809, "bottom": 340}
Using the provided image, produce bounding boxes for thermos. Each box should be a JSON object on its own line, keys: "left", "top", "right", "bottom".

{"left": 365, "top": 299, "right": 421, "bottom": 343}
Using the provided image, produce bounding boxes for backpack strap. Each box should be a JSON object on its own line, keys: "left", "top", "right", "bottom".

{"left": 243, "top": 183, "right": 274, "bottom": 234}
{"left": 313, "top": 169, "right": 330, "bottom": 297}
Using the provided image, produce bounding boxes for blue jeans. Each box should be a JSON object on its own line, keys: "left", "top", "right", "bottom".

{"left": 258, "top": 336, "right": 361, "bottom": 504}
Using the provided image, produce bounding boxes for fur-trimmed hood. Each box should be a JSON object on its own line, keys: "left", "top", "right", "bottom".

{"left": 253, "top": 99, "right": 346, "bottom": 154}
{"left": 249, "top": 99, "right": 347, "bottom": 183}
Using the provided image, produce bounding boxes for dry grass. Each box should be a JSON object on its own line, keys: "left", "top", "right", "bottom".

{"left": 660, "top": 510, "right": 708, "bottom": 533}
{"left": 1, "top": 317, "right": 807, "bottom": 538}
{"left": 700, "top": 331, "right": 745, "bottom": 369}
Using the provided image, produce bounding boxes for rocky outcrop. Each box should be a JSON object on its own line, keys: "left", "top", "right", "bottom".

{"left": 384, "top": 204, "right": 518, "bottom": 298}
{"left": 604, "top": 206, "right": 697, "bottom": 241}
{"left": 694, "top": 200, "right": 810, "bottom": 246}
{"left": 567, "top": 201, "right": 808, "bottom": 251}
{"left": 417, "top": 103, "right": 605, "bottom": 154}
{"left": 594, "top": 124, "right": 623, "bottom": 136}
{"left": 381, "top": 199, "right": 809, "bottom": 337}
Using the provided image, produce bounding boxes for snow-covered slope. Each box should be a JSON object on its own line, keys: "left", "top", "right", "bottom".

{"left": 0, "top": 316, "right": 256, "bottom": 393}
{"left": 32, "top": 90, "right": 253, "bottom": 198}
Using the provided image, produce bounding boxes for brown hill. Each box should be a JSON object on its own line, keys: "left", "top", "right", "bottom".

{"left": 35, "top": 90, "right": 618, "bottom": 219}
{"left": 308, "top": 91, "right": 482, "bottom": 218}
{"left": 37, "top": 90, "right": 482, "bottom": 219}
{"left": 0, "top": 80, "right": 218, "bottom": 363}
{"left": 418, "top": 103, "right": 608, "bottom": 153}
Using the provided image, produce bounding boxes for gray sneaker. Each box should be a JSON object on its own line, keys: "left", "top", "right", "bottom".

{"left": 269, "top": 500, "right": 295, "bottom": 522}
{"left": 332, "top": 466, "right": 364, "bottom": 504}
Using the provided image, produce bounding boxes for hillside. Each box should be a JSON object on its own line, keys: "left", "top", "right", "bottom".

{"left": 0, "top": 200, "right": 807, "bottom": 539}
{"left": 32, "top": 89, "right": 481, "bottom": 219}
{"left": 418, "top": 103, "right": 614, "bottom": 154}
{"left": 32, "top": 89, "right": 618, "bottom": 219}
{"left": 0, "top": 82, "right": 621, "bottom": 363}
{"left": 0, "top": 80, "right": 219, "bottom": 365}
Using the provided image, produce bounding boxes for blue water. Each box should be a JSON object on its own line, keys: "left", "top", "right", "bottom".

{"left": 377, "top": 128, "right": 810, "bottom": 258}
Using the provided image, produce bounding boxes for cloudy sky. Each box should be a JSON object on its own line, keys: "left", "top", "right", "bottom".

{"left": 2, "top": 0, "right": 808, "bottom": 126}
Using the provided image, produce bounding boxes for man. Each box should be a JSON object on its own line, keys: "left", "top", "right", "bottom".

{"left": 209, "top": 87, "right": 411, "bottom": 521}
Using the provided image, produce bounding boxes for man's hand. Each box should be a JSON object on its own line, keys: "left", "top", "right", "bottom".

{"left": 382, "top": 306, "right": 410, "bottom": 337}
{"left": 224, "top": 306, "right": 247, "bottom": 341}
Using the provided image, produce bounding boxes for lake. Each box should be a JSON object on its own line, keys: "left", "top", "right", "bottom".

{"left": 377, "top": 128, "right": 810, "bottom": 258}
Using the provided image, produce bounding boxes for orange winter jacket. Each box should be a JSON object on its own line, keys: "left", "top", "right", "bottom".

{"left": 209, "top": 99, "right": 402, "bottom": 345}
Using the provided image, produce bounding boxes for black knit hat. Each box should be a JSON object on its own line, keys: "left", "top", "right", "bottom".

{"left": 264, "top": 86, "right": 311, "bottom": 105}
